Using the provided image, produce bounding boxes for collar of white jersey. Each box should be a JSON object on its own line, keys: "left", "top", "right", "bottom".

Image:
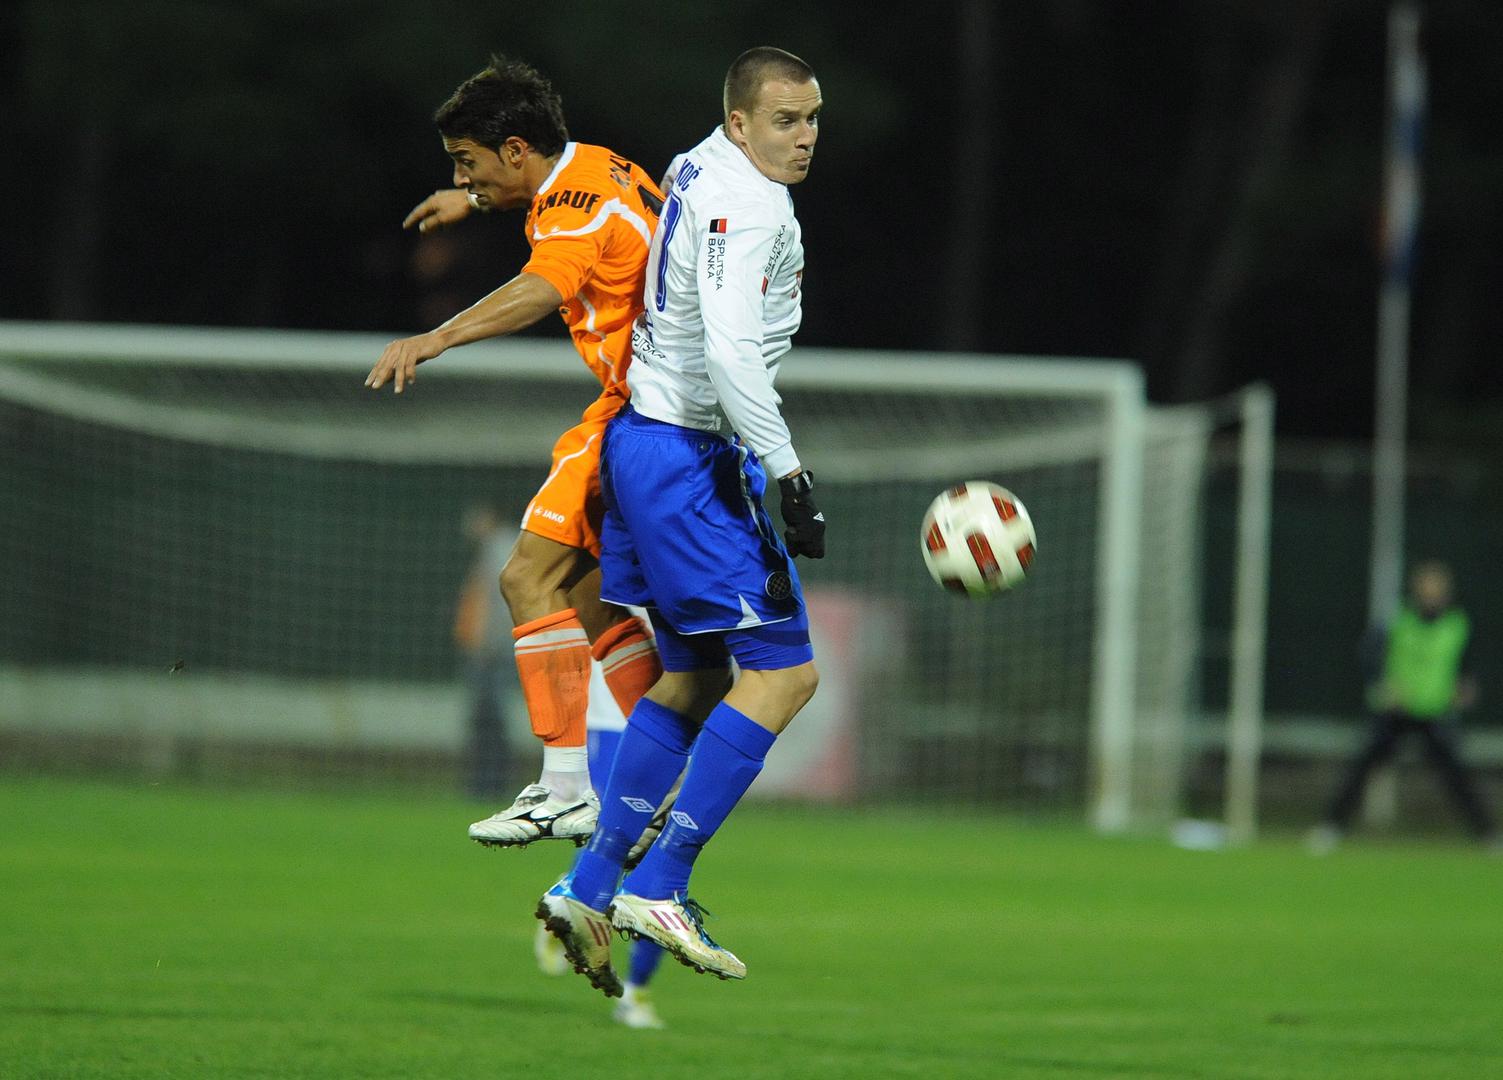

{"left": 709, "top": 126, "right": 788, "bottom": 191}
{"left": 534, "top": 142, "right": 577, "bottom": 199}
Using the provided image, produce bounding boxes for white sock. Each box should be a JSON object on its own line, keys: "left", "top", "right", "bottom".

{"left": 540, "top": 745, "right": 590, "bottom": 800}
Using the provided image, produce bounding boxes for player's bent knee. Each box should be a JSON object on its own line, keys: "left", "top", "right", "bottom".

{"left": 785, "top": 662, "right": 819, "bottom": 712}
{"left": 768, "top": 663, "right": 818, "bottom": 726}
{"left": 497, "top": 555, "right": 534, "bottom": 610}
{"left": 733, "top": 662, "right": 818, "bottom": 729}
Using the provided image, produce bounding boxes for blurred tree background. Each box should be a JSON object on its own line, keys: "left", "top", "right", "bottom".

{"left": 3, "top": 0, "right": 1501, "bottom": 443}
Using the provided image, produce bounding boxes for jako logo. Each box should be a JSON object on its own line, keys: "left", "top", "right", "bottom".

{"left": 532, "top": 507, "right": 566, "bottom": 524}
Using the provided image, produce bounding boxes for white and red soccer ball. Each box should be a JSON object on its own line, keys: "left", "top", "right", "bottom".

{"left": 921, "top": 481, "right": 1037, "bottom": 597}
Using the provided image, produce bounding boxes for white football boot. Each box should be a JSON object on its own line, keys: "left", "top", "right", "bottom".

{"left": 608, "top": 892, "right": 746, "bottom": 981}
{"left": 533, "top": 922, "right": 569, "bottom": 977}
{"left": 468, "top": 784, "right": 599, "bottom": 847}
{"left": 534, "top": 877, "right": 622, "bottom": 998}
{"left": 612, "top": 984, "right": 667, "bottom": 1030}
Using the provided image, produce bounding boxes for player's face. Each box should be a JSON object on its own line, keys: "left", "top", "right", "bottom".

{"left": 443, "top": 137, "right": 531, "bottom": 211}
{"left": 729, "top": 78, "right": 821, "bottom": 185}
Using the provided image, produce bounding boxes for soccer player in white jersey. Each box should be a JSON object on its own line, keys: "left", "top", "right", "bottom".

{"left": 534, "top": 47, "right": 824, "bottom": 993}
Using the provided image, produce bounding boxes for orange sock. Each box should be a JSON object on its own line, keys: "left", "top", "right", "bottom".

{"left": 591, "top": 615, "right": 664, "bottom": 716}
{"left": 513, "top": 609, "right": 590, "bottom": 747}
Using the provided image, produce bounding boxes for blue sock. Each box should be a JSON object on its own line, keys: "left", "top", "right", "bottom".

{"left": 587, "top": 728, "right": 623, "bottom": 792}
{"left": 627, "top": 939, "right": 665, "bottom": 987}
{"left": 623, "top": 703, "right": 776, "bottom": 900}
{"left": 570, "top": 698, "right": 695, "bottom": 911}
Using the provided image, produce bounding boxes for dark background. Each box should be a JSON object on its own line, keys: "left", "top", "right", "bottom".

{"left": 2, "top": 2, "right": 1503, "bottom": 727}
{"left": 4, "top": 0, "right": 1502, "bottom": 444}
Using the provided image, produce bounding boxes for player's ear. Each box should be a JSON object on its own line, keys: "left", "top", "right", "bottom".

{"left": 501, "top": 137, "right": 528, "bottom": 168}
{"left": 725, "top": 109, "right": 747, "bottom": 144}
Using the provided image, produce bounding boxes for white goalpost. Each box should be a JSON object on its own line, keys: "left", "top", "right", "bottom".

{"left": 0, "top": 321, "right": 1271, "bottom": 832}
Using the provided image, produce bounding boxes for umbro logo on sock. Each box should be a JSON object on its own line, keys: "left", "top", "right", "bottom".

{"left": 620, "top": 796, "right": 656, "bottom": 813}
{"left": 669, "top": 810, "right": 699, "bottom": 830}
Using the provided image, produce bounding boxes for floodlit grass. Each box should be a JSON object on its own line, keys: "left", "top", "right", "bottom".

{"left": 2, "top": 776, "right": 1501, "bottom": 1079}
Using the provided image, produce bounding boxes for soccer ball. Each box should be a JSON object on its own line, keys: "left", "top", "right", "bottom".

{"left": 920, "top": 481, "right": 1036, "bottom": 597}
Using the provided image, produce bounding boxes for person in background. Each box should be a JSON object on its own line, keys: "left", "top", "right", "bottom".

{"left": 453, "top": 501, "right": 521, "bottom": 800}
{"left": 1309, "top": 560, "right": 1498, "bottom": 853}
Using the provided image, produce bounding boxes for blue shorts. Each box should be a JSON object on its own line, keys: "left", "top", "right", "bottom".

{"left": 647, "top": 607, "right": 813, "bottom": 672}
{"left": 599, "top": 406, "right": 813, "bottom": 671}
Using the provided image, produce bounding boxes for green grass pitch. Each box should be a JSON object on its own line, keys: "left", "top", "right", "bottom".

{"left": 2, "top": 776, "right": 1501, "bottom": 1079}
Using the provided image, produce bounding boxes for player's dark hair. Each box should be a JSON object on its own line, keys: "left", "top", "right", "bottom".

{"left": 434, "top": 54, "right": 569, "bottom": 156}
{"left": 723, "top": 46, "right": 816, "bottom": 118}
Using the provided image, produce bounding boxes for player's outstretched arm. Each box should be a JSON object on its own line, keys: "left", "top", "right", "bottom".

{"left": 403, "top": 189, "right": 475, "bottom": 233}
{"left": 364, "top": 271, "right": 564, "bottom": 393}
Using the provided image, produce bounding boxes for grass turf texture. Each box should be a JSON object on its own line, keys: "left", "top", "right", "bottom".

{"left": 2, "top": 778, "right": 1501, "bottom": 1079}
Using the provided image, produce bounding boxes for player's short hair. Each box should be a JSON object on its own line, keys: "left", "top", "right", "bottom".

{"left": 723, "top": 47, "right": 816, "bottom": 119}
{"left": 434, "top": 54, "right": 569, "bottom": 157}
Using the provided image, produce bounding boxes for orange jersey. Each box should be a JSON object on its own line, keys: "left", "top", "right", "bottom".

{"left": 522, "top": 143, "right": 664, "bottom": 394}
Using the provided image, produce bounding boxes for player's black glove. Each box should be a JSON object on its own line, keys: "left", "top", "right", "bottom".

{"left": 778, "top": 470, "right": 826, "bottom": 559}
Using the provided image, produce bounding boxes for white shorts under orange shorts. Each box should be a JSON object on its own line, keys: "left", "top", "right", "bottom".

{"left": 521, "top": 387, "right": 629, "bottom": 558}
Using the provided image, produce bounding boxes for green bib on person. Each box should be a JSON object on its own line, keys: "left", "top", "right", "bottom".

{"left": 1383, "top": 606, "right": 1470, "bottom": 719}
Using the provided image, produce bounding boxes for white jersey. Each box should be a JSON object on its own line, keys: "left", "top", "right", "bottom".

{"left": 628, "top": 127, "right": 805, "bottom": 480}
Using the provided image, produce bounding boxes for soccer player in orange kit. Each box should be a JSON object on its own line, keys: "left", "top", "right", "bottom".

{"left": 367, "top": 55, "right": 666, "bottom": 847}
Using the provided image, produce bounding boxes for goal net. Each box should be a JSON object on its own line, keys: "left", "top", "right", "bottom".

{"left": 0, "top": 322, "right": 1265, "bottom": 829}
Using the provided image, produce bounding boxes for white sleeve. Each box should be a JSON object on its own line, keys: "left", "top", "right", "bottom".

{"left": 696, "top": 210, "right": 801, "bottom": 479}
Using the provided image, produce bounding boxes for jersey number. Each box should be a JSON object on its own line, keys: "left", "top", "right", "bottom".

{"left": 653, "top": 190, "right": 684, "bottom": 313}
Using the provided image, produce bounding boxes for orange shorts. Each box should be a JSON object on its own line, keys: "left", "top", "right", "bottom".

{"left": 522, "top": 387, "right": 629, "bottom": 558}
